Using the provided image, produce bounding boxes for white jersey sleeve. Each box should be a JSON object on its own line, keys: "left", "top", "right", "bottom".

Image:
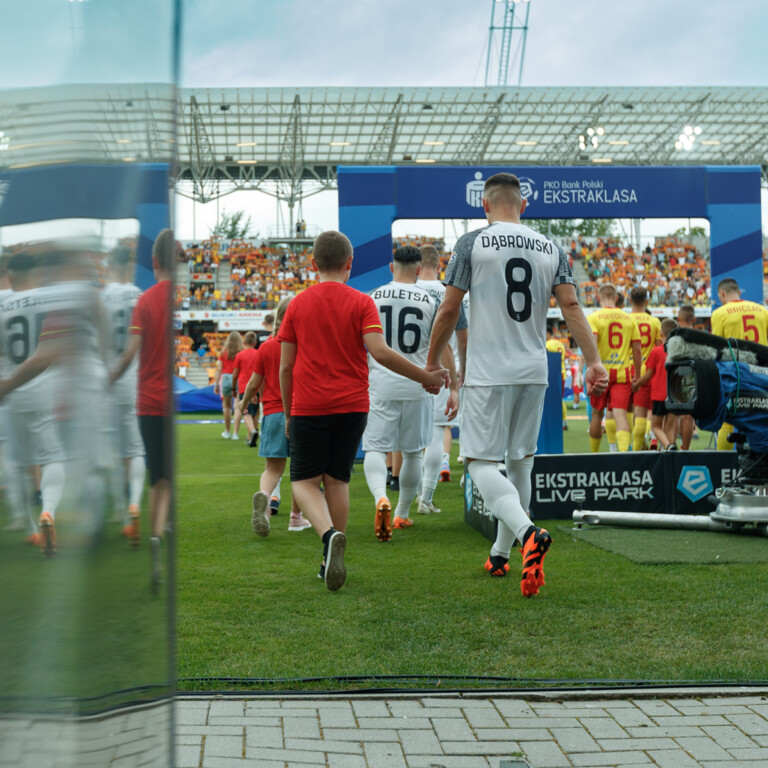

{"left": 368, "top": 281, "right": 437, "bottom": 401}
{"left": 101, "top": 281, "right": 142, "bottom": 401}
{"left": 444, "top": 222, "right": 575, "bottom": 386}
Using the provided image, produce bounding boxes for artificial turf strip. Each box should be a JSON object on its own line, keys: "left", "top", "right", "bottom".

{"left": 562, "top": 525, "right": 768, "bottom": 565}
{"left": 176, "top": 413, "right": 768, "bottom": 690}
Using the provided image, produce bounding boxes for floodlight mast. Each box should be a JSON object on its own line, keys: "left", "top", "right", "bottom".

{"left": 484, "top": 0, "right": 532, "bottom": 87}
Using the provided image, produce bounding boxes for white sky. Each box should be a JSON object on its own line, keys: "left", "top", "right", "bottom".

{"left": 173, "top": 0, "right": 768, "bottom": 246}
{"left": 2, "top": 1, "right": 767, "bottom": 246}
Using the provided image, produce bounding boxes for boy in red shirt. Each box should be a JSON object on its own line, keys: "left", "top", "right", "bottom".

{"left": 278, "top": 231, "right": 448, "bottom": 591}
{"left": 238, "top": 297, "right": 311, "bottom": 534}
{"left": 232, "top": 331, "right": 260, "bottom": 446}
{"left": 632, "top": 318, "right": 678, "bottom": 450}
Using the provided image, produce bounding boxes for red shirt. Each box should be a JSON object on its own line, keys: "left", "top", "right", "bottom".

{"left": 647, "top": 344, "right": 668, "bottom": 402}
{"left": 252, "top": 336, "right": 282, "bottom": 415}
{"left": 233, "top": 347, "right": 259, "bottom": 393}
{"left": 130, "top": 280, "right": 172, "bottom": 417}
{"left": 276, "top": 282, "right": 383, "bottom": 416}
{"left": 219, "top": 350, "right": 236, "bottom": 374}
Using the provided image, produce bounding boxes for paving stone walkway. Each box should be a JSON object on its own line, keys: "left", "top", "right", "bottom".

{"left": 176, "top": 690, "right": 768, "bottom": 768}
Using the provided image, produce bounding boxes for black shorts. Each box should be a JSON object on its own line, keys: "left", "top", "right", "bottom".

{"left": 138, "top": 415, "right": 173, "bottom": 485}
{"left": 289, "top": 412, "right": 367, "bottom": 483}
{"left": 651, "top": 399, "right": 668, "bottom": 417}
{"left": 238, "top": 392, "right": 260, "bottom": 417}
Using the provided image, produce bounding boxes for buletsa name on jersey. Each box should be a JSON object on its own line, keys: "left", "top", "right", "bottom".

{"left": 370, "top": 287, "right": 432, "bottom": 303}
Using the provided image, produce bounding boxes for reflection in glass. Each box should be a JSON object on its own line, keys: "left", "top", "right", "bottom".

{"left": 0, "top": 1, "right": 178, "bottom": 766}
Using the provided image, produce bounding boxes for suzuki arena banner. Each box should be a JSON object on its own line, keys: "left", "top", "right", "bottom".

{"left": 464, "top": 451, "right": 739, "bottom": 540}
{"left": 338, "top": 165, "right": 763, "bottom": 306}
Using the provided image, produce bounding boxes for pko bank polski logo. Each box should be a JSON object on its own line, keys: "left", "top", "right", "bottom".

{"left": 677, "top": 466, "right": 713, "bottom": 502}
{"left": 465, "top": 172, "right": 539, "bottom": 208}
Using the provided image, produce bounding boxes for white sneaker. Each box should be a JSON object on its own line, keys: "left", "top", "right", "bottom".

{"left": 417, "top": 498, "right": 441, "bottom": 515}
{"left": 231, "top": 432, "right": 239, "bottom": 441}
{"left": 221, "top": 431, "right": 231, "bottom": 439}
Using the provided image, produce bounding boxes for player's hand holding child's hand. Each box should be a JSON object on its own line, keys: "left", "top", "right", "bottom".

{"left": 422, "top": 363, "right": 449, "bottom": 394}
{"left": 585, "top": 362, "right": 609, "bottom": 397}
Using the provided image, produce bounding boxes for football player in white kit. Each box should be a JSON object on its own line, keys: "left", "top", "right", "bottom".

{"left": 427, "top": 173, "right": 607, "bottom": 596}
{"left": 363, "top": 246, "right": 458, "bottom": 541}
{"left": 416, "top": 244, "right": 467, "bottom": 514}
{"left": 101, "top": 246, "right": 145, "bottom": 546}
{"left": 0, "top": 250, "right": 68, "bottom": 556}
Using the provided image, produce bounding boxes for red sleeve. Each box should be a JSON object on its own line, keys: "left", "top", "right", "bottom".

{"left": 40, "top": 310, "right": 74, "bottom": 341}
{"left": 218, "top": 350, "right": 226, "bottom": 362}
{"left": 251, "top": 346, "right": 264, "bottom": 376}
{"left": 359, "top": 294, "right": 383, "bottom": 336}
{"left": 276, "top": 302, "right": 296, "bottom": 344}
{"left": 129, "top": 296, "right": 146, "bottom": 337}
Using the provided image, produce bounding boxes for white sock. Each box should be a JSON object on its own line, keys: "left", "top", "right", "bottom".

{"left": 394, "top": 451, "right": 421, "bottom": 520}
{"left": 441, "top": 452, "right": 450, "bottom": 466}
{"left": 110, "top": 462, "right": 126, "bottom": 517}
{"left": 468, "top": 460, "right": 531, "bottom": 552}
{"left": 128, "top": 456, "right": 146, "bottom": 509}
{"left": 271, "top": 477, "right": 281, "bottom": 501}
{"left": 421, "top": 426, "right": 443, "bottom": 505}
{"left": 363, "top": 451, "right": 388, "bottom": 502}
{"left": 492, "top": 456, "right": 534, "bottom": 559}
{"left": 40, "top": 462, "right": 65, "bottom": 520}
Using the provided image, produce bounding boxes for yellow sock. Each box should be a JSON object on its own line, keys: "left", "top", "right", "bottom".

{"left": 627, "top": 413, "right": 634, "bottom": 432}
{"left": 633, "top": 417, "right": 648, "bottom": 451}
{"left": 590, "top": 437, "right": 602, "bottom": 453}
{"left": 605, "top": 418, "right": 617, "bottom": 446}
{"left": 616, "top": 430, "right": 631, "bottom": 452}
{"left": 562, "top": 400, "right": 567, "bottom": 422}
{"left": 717, "top": 422, "right": 734, "bottom": 451}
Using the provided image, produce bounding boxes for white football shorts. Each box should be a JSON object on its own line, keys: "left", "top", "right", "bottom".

{"left": 459, "top": 383, "right": 546, "bottom": 461}
{"left": 362, "top": 397, "right": 433, "bottom": 454}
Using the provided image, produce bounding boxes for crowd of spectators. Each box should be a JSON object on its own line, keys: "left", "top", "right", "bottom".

{"left": 573, "top": 236, "right": 710, "bottom": 308}
{"left": 175, "top": 238, "right": 319, "bottom": 310}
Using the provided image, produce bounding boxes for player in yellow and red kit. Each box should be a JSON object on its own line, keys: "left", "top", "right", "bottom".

{"left": 711, "top": 278, "right": 768, "bottom": 450}
{"left": 629, "top": 287, "right": 661, "bottom": 451}
{"left": 588, "top": 283, "right": 642, "bottom": 453}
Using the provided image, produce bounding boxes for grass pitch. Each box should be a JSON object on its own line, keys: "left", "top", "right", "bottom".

{"left": 176, "top": 405, "right": 768, "bottom": 691}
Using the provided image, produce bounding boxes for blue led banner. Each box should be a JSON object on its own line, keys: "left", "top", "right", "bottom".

{"left": 339, "top": 165, "right": 763, "bottom": 305}
{"left": 0, "top": 163, "right": 171, "bottom": 290}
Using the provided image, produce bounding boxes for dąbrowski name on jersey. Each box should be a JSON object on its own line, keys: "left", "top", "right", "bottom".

{"left": 479, "top": 234, "right": 555, "bottom": 253}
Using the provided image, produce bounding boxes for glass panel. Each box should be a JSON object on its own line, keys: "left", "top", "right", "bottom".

{"left": 0, "top": 3, "right": 179, "bottom": 767}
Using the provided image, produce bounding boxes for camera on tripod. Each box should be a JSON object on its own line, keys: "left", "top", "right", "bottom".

{"left": 666, "top": 327, "right": 768, "bottom": 525}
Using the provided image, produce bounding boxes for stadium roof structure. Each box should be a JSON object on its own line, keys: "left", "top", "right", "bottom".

{"left": 2, "top": 84, "right": 768, "bottom": 206}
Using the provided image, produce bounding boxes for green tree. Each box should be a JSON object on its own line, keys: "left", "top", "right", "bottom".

{"left": 210, "top": 210, "right": 256, "bottom": 239}
{"left": 525, "top": 219, "right": 576, "bottom": 237}
{"left": 574, "top": 219, "right": 615, "bottom": 237}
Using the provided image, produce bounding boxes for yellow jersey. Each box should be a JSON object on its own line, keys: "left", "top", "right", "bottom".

{"left": 588, "top": 307, "right": 641, "bottom": 383}
{"left": 711, "top": 300, "right": 768, "bottom": 345}
{"left": 630, "top": 312, "right": 662, "bottom": 372}
{"left": 545, "top": 338, "right": 567, "bottom": 380}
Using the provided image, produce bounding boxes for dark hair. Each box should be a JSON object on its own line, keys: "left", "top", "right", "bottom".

{"left": 109, "top": 245, "right": 133, "bottom": 268}
{"left": 243, "top": 331, "right": 258, "bottom": 346}
{"left": 677, "top": 304, "right": 696, "bottom": 323}
{"left": 717, "top": 278, "right": 740, "bottom": 295}
{"left": 393, "top": 246, "right": 422, "bottom": 265}
{"left": 152, "top": 229, "right": 176, "bottom": 273}
{"left": 313, "top": 230, "right": 352, "bottom": 272}
{"left": 8, "top": 250, "right": 36, "bottom": 272}
{"left": 630, "top": 286, "right": 647, "bottom": 305}
{"left": 483, "top": 173, "right": 522, "bottom": 207}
